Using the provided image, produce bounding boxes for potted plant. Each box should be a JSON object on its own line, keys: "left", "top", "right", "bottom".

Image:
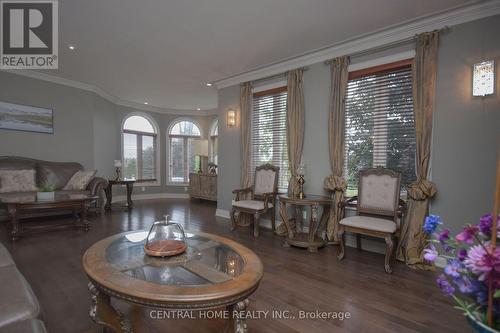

{"left": 36, "top": 183, "right": 56, "bottom": 201}
{"left": 423, "top": 214, "right": 500, "bottom": 332}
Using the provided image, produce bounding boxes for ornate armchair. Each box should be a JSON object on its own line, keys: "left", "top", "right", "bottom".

{"left": 337, "top": 167, "right": 405, "bottom": 274}
{"left": 230, "top": 164, "right": 279, "bottom": 238}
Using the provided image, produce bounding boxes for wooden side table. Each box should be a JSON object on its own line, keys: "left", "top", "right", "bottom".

{"left": 104, "top": 180, "right": 135, "bottom": 210}
{"left": 279, "top": 194, "right": 331, "bottom": 252}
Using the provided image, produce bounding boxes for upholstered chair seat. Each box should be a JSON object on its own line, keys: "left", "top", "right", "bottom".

{"left": 232, "top": 200, "right": 274, "bottom": 210}
{"left": 231, "top": 164, "right": 280, "bottom": 238}
{"left": 337, "top": 167, "right": 405, "bottom": 274}
{"left": 339, "top": 216, "right": 396, "bottom": 233}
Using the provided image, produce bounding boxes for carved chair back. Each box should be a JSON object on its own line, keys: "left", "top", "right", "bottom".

{"left": 253, "top": 164, "right": 279, "bottom": 200}
{"left": 357, "top": 167, "right": 401, "bottom": 221}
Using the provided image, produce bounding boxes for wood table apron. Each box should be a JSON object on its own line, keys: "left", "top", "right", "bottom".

{"left": 82, "top": 231, "right": 264, "bottom": 333}
{"left": 6, "top": 197, "right": 96, "bottom": 241}
{"left": 105, "top": 180, "right": 135, "bottom": 210}
{"left": 278, "top": 195, "right": 331, "bottom": 252}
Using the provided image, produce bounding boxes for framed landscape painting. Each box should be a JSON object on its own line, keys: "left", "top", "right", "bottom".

{"left": 0, "top": 101, "right": 53, "bottom": 134}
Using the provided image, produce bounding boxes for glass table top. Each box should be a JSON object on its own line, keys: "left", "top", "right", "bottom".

{"left": 105, "top": 231, "right": 244, "bottom": 286}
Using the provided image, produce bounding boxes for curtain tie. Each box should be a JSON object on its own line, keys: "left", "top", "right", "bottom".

{"left": 407, "top": 179, "right": 437, "bottom": 201}
{"left": 324, "top": 174, "right": 347, "bottom": 192}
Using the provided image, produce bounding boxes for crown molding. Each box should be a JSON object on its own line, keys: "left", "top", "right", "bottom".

{"left": 1, "top": 69, "right": 217, "bottom": 116}
{"left": 214, "top": 0, "right": 500, "bottom": 89}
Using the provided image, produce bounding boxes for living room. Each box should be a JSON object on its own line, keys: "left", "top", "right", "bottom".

{"left": 0, "top": 1, "right": 500, "bottom": 332}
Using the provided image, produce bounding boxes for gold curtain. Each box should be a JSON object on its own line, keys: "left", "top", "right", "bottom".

{"left": 236, "top": 82, "right": 253, "bottom": 226}
{"left": 325, "top": 56, "right": 349, "bottom": 242}
{"left": 276, "top": 69, "right": 305, "bottom": 236}
{"left": 240, "top": 82, "right": 252, "bottom": 190}
{"left": 286, "top": 69, "right": 305, "bottom": 196}
{"left": 396, "top": 31, "right": 439, "bottom": 269}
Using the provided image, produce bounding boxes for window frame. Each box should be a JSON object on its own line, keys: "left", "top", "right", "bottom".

{"left": 167, "top": 118, "right": 202, "bottom": 186}
{"left": 121, "top": 113, "right": 160, "bottom": 186}
{"left": 209, "top": 119, "right": 218, "bottom": 164}
{"left": 344, "top": 58, "right": 415, "bottom": 198}
{"left": 250, "top": 86, "right": 289, "bottom": 193}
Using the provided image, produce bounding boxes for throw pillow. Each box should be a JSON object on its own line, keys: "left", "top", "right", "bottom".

{"left": 0, "top": 169, "right": 38, "bottom": 193}
{"left": 63, "top": 170, "right": 97, "bottom": 191}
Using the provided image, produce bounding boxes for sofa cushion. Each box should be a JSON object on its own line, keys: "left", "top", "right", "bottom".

{"left": 63, "top": 170, "right": 96, "bottom": 190}
{"left": 0, "top": 319, "right": 47, "bottom": 333}
{"left": 0, "top": 242, "right": 15, "bottom": 268}
{"left": 0, "top": 266, "right": 40, "bottom": 327}
{"left": 339, "top": 216, "right": 396, "bottom": 233}
{"left": 232, "top": 200, "right": 273, "bottom": 210}
{"left": 37, "top": 162, "right": 82, "bottom": 190}
{"left": 0, "top": 170, "right": 37, "bottom": 193}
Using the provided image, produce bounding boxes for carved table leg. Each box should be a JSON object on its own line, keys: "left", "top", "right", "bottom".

{"left": 126, "top": 183, "right": 134, "bottom": 209}
{"left": 253, "top": 212, "right": 260, "bottom": 238}
{"left": 295, "top": 206, "right": 302, "bottom": 232}
{"left": 308, "top": 205, "right": 318, "bottom": 253}
{"left": 88, "top": 282, "right": 132, "bottom": 333}
{"left": 224, "top": 299, "right": 249, "bottom": 333}
{"left": 384, "top": 235, "right": 394, "bottom": 274}
{"left": 279, "top": 201, "right": 292, "bottom": 247}
{"left": 104, "top": 184, "right": 112, "bottom": 211}
{"left": 230, "top": 208, "right": 237, "bottom": 231}
{"left": 81, "top": 201, "right": 90, "bottom": 231}
{"left": 316, "top": 204, "right": 330, "bottom": 241}
{"left": 337, "top": 228, "right": 345, "bottom": 261}
{"left": 8, "top": 204, "right": 20, "bottom": 241}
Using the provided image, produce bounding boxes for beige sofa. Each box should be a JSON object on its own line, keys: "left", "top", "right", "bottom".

{"left": 0, "top": 242, "right": 47, "bottom": 333}
{"left": 0, "top": 156, "right": 108, "bottom": 221}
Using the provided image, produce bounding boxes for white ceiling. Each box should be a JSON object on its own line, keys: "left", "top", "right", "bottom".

{"left": 44, "top": 0, "right": 475, "bottom": 111}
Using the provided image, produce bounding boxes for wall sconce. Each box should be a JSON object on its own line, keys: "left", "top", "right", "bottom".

{"left": 473, "top": 60, "right": 495, "bottom": 97}
{"left": 227, "top": 109, "right": 236, "bottom": 128}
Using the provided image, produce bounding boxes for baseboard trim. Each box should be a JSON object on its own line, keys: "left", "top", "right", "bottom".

{"left": 113, "top": 193, "right": 189, "bottom": 202}
{"left": 215, "top": 209, "right": 230, "bottom": 219}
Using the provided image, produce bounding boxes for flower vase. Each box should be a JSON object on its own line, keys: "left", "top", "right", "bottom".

{"left": 467, "top": 314, "right": 500, "bottom": 333}
{"left": 36, "top": 191, "right": 55, "bottom": 201}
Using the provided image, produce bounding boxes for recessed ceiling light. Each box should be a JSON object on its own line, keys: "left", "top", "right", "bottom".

{"left": 144, "top": 102, "right": 149, "bottom": 105}
{"left": 197, "top": 108, "right": 201, "bottom": 111}
{"left": 68, "top": 45, "right": 76, "bottom": 50}
{"left": 205, "top": 83, "right": 213, "bottom": 87}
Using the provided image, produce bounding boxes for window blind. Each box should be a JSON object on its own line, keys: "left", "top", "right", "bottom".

{"left": 344, "top": 64, "right": 416, "bottom": 195}
{"left": 250, "top": 88, "right": 289, "bottom": 192}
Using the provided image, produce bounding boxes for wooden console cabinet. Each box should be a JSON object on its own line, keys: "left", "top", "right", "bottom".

{"left": 189, "top": 173, "right": 217, "bottom": 201}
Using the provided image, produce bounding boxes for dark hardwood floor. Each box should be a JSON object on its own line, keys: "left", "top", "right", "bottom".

{"left": 0, "top": 199, "right": 468, "bottom": 333}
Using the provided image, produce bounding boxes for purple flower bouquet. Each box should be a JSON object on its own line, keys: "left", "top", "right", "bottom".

{"left": 423, "top": 214, "right": 500, "bottom": 331}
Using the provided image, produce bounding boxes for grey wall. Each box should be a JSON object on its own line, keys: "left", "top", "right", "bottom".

{"left": 92, "top": 94, "right": 118, "bottom": 179}
{"left": 216, "top": 15, "right": 500, "bottom": 237}
{"left": 0, "top": 72, "right": 95, "bottom": 170}
{"left": 216, "top": 85, "right": 240, "bottom": 210}
{"left": 0, "top": 71, "right": 218, "bottom": 197}
{"left": 432, "top": 15, "right": 500, "bottom": 233}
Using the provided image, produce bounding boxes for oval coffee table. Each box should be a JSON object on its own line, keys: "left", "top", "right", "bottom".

{"left": 82, "top": 230, "right": 263, "bottom": 332}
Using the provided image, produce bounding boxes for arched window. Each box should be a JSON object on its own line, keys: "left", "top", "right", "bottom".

{"left": 210, "top": 120, "right": 218, "bottom": 165}
{"left": 168, "top": 119, "right": 201, "bottom": 183}
{"left": 122, "top": 115, "right": 158, "bottom": 182}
